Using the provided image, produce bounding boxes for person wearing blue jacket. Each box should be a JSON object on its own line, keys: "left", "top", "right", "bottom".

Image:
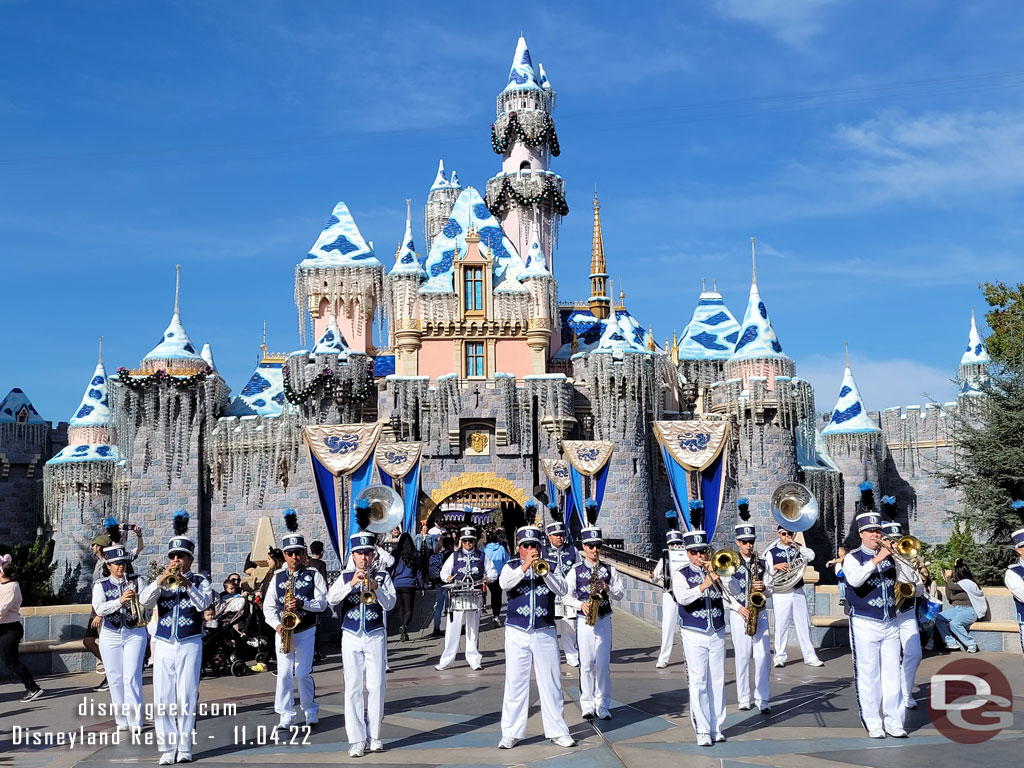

{"left": 390, "top": 533, "right": 424, "bottom": 642}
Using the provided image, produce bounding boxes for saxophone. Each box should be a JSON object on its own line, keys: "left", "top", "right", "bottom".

{"left": 745, "top": 557, "right": 767, "bottom": 637}
{"left": 280, "top": 567, "right": 300, "bottom": 654}
{"left": 585, "top": 558, "right": 603, "bottom": 627}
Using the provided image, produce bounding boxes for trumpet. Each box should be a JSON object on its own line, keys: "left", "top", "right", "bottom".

{"left": 532, "top": 559, "right": 550, "bottom": 577}
{"left": 163, "top": 566, "right": 185, "bottom": 591}
{"left": 358, "top": 572, "right": 378, "bottom": 605}
{"left": 120, "top": 576, "right": 147, "bottom": 629}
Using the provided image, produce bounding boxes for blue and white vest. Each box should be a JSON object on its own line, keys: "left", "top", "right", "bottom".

{"left": 338, "top": 570, "right": 388, "bottom": 635}
{"left": 273, "top": 567, "right": 318, "bottom": 633}
{"left": 450, "top": 549, "right": 486, "bottom": 581}
{"left": 676, "top": 565, "right": 725, "bottom": 632}
{"left": 766, "top": 544, "right": 804, "bottom": 590}
{"left": 571, "top": 561, "right": 613, "bottom": 620}
{"left": 542, "top": 543, "right": 579, "bottom": 577}
{"left": 506, "top": 558, "right": 556, "bottom": 631}
{"left": 846, "top": 548, "right": 898, "bottom": 621}
{"left": 98, "top": 577, "right": 142, "bottom": 632}
{"left": 1008, "top": 561, "right": 1024, "bottom": 623}
{"left": 155, "top": 574, "right": 205, "bottom": 641}
{"left": 733, "top": 556, "right": 766, "bottom": 596}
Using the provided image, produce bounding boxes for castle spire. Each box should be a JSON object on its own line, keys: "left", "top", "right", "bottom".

{"left": 959, "top": 306, "right": 992, "bottom": 395}
{"left": 588, "top": 191, "right": 610, "bottom": 320}
{"left": 174, "top": 264, "right": 181, "bottom": 316}
{"left": 821, "top": 348, "right": 880, "bottom": 436}
{"left": 430, "top": 159, "right": 449, "bottom": 191}
{"left": 677, "top": 280, "right": 740, "bottom": 361}
{"left": 142, "top": 264, "right": 205, "bottom": 373}
{"left": 97, "top": 336, "right": 103, "bottom": 364}
{"left": 750, "top": 237, "right": 757, "bottom": 285}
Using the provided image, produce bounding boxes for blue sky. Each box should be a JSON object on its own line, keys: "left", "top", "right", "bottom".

{"left": 2, "top": 0, "right": 1022, "bottom": 423}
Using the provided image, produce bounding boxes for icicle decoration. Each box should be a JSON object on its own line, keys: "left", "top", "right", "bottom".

{"left": 0, "top": 423, "right": 50, "bottom": 447}
{"left": 418, "top": 292, "right": 459, "bottom": 325}
{"left": 426, "top": 375, "right": 462, "bottom": 452}
{"left": 294, "top": 265, "right": 386, "bottom": 345}
{"left": 386, "top": 376, "right": 430, "bottom": 441}
{"left": 573, "top": 352, "right": 664, "bottom": 440}
{"left": 42, "top": 460, "right": 118, "bottom": 527}
{"left": 206, "top": 413, "right": 304, "bottom": 508}
{"left": 523, "top": 375, "right": 572, "bottom": 449}
{"left": 493, "top": 291, "right": 531, "bottom": 328}
{"left": 384, "top": 275, "right": 422, "bottom": 347}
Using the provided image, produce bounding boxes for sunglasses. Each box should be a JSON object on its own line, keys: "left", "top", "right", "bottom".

{"left": 521, "top": 543, "right": 540, "bottom": 550}
{"left": 692, "top": 548, "right": 710, "bottom": 555}
{"left": 583, "top": 543, "right": 602, "bottom": 549}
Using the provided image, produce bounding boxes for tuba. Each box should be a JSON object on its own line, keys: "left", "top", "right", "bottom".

{"left": 884, "top": 535, "right": 921, "bottom": 610}
{"left": 280, "top": 568, "right": 300, "bottom": 654}
{"left": 354, "top": 484, "right": 404, "bottom": 534}
{"left": 769, "top": 482, "right": 819, "bottom": 592}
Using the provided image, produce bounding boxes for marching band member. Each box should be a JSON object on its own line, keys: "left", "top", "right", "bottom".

{"left": 542, "top": 501, "right": 581, "bottom": 667}
{"left": 92, "top": 543, "right": 149, "bottom": 734}
{"left": 435, "top": 518, "right": 497, "bottom": 671}
{"left": 497, "top": 504, "right": 576, "bottom": 750}
{"left": 327, "top": 513, "right": 397, "bottom": 757}
{"left": 264, "top": 509, "right": 328, "bottom": 730}
{"left": 729, "top": 499, "right": 772, "bottom": 714}
{"left": 672, "top": 501, "right": 738, "bottom": 747}
{"left": 564, "top": 504, "right": 623, "bottom": 720}
{"left": 880, "top": 496, "right": 923, "bottom": 710}
{"left": 764, "top": 520, "right": 823, "bottom": 668}
{"left": 138, "top": 510, "right": 213, "bottom": 765}
{"left": 1004, "top": 500, "right": 1024, "bottom": 660}
{"left": 652, "top": 510, "right": 685, "bottom": 668}
{"left": 842, "top": 509, "right": 910, "bottom": 739}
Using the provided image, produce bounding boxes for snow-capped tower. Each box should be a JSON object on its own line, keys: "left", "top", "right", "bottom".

{"left": 519, "top": 222, "right": 558, "bottom": 374}
{"left": 424, "top": 160, "right": 461, "bottom": 254}
{"left": 485, "top": 35, "right": 567, "bottom": 269}
{"left": 142, "top": 266, "right": 207, "bottom": 375}
{"left": 388, "top": 199, "right": 427, "bottom": 376}
{"left": 677, "top": 278, "right": 741, "bottom": 390}
{"left": 958, "top": 307, "right": 992, "bottom": 396}
{"left": 294, "top": 202, "right": 385, "bottom": 352}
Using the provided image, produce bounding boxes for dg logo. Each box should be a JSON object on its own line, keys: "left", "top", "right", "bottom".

{"left": 928, "top": 658, "right": 1013, "bottom": 744}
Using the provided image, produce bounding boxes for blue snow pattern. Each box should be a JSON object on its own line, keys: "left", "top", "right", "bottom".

{"left": 703, "top": 312, "right": 731, "bottom": 326}
{"left": 729, "top": 283, "right": 788, "bottom": 362}
{"left": 47, "top": 442, "right": 122, "bottom": 464}
{"left": 821, "top": 366, "right": 880, "bottom": 436}
{"left": 240, "top": 373, "right": 272, "bottom": 397}
{"left": 321, "top": 235, "right": 360, "bottom": 255}
{"left": 691, "top": 331, "right": 729, "bottom": 351}
{"left": 69, "top": 361, "right": 113, "bottom": 427}
{"left": 504, "top": 36, "right": 542, "bottom": 92}
{"left": 300, "top": 201, "right": 382, "bottom": 269}
{"left": 373, "top": 355, "right": 396, "bottom": 377}
{"left": 226, "top": 359, "right": 286, "bottom": 418}
{"left": 678, "top": 289, "right": 740, "bottom": 361}
{"left": 839, "top": 386, "right": 852, "bottom": 398}
{"left": 734, "top": 326, "right": 758, "bottom": 351}
{"left": 830, "top": 402, "right": 862, "bottom": 425}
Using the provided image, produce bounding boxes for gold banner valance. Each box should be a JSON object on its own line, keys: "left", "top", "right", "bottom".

{"left": 374, "top": 442, "right": 423, "bottom": 480}
{"left": 303, "top": 423, "right": 382, "bottom": 476}
{"left": 541, "top": 459, "right": 572, "bottom": 491}
{"left": 561, "top": 440, "right": 615, "bottom": 477}
{"left": 653, "top": 420, "right": 730, "bottom": 472}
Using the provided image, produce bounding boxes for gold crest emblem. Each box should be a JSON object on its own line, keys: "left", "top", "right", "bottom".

{"left": 468, "top": 432, "right": 489, "bottom": 453}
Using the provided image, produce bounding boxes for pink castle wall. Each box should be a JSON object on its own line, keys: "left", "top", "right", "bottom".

{"left": 495, "top": 339, "right": 533, "bottom": 378}
{"left": 315, "top": 298, "right": 373, "bottom": 354}
{"left": 419, "top": 339, "right": 457, "bottom": 380}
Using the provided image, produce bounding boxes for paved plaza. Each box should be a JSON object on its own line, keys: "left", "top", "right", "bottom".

{"left": 3, "top": 607, "right": 1022, "bottom": 768}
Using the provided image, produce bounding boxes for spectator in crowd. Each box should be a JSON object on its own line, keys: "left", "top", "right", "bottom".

{"left": 825, "top": 547, "right": 848, "bottom": 607}
{"left": 428, "top": 537, "right": 455, "bottom": 638}
{"left": 482, "top": 529, "right": 510, "bottom": 624}
{"left": 391, "top": 533, "right": 425, "bottom": 641}
{"left": 935, "top": 559, "right": 988, "bottom": 653}
{"left": 0, "top": 555, "right": 43, "bottom": 702}
{"left": 307, "top": 540, "right": 330, "bottom": 661}
{"left": 916, "top": 564, "right": 942, "bottom": 651}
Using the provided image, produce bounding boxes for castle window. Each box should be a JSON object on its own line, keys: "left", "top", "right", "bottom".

{"left": 464, "top": 267, "right": 484, "bottom": 313}
{"left": 465, "top": 342, "right": 485, "bottom": 378}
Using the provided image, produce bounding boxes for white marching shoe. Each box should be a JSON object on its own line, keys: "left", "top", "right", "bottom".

{"left": 368, "top": 739, "right": 384, "bottom": 752}
{"left": 497, "top": 736, "right": 518, "bottom": 749}
{"left": 551, "top": 735, "right": 576, "bottom": 747}
{"left": 348, "top": 742, "right": 365, "bottom": 757}
{"left": 158, "top": 755, "right": 175, "bottom": 766}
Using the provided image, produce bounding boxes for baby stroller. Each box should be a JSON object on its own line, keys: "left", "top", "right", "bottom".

{"left": 203, "top": 594, "right": 271, "bottom": 677}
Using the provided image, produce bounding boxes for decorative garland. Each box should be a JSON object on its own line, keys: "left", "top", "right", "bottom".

{"left": 281, "top": 365, "right": 373, "bottom": 406}
{"left": 486, "top": 174, "right": 569, "bottom": 217}
{"left": 490, "top": 112, "right": 560, "bottom": 156}
{"left": 116, "top": 367, "right": 211, "bottom": 390}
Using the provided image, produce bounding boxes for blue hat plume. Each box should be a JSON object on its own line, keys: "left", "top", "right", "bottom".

{"left": 548, "top": 502, "right": 563, "bottom": 523}
{"left": 354, "top": 498, "right": 371, "bottom": 531}
{"left": 665, "top": 509, "right": 679, "bottom": 530}
{"left": 737, "top": 497, "right": 750, "bottom": 522}
{"left": 584, "top": 498, "right": 598, "bottom": 526}
{"left": 173, "top": 509, "right": 189, "bottom": 536}
{"left": 858, "top": 481, "right": 875, "bottom": 511}
{"left": 689, "top": 499, "right": 705, "bottom": 530}
{"left": 283, "top": 508, "right": 299, "bottom": 533}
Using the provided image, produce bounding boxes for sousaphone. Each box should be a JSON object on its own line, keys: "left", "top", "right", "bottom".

{"left": 355, "top": 484, "right": 404, "bottom": 534}
{"left": 769, "top": 482, "right": 819, "bottom": 592}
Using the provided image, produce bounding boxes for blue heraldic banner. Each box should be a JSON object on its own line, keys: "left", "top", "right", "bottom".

{"left": 374, "top": 442, "right": 424, "bottom": 534}
{"left": 653, "top": 421, "right": 730, "bottom": 538}
{"left": 560, "top": 441, "right": 615, "bottom": 529}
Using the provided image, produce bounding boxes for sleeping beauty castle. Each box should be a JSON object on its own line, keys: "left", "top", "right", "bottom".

{"left": 0, "top": 37, "right": 990, "bottom": 595}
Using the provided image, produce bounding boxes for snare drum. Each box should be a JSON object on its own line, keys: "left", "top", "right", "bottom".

{"left": 554, "top": 596, "right": 574, "bottom": 620}
{"left": 450, "top": 587, "right": 483, "bottom": 612}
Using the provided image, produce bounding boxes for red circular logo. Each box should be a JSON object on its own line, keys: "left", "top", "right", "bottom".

{"left": 927, "top": 658, "right": 1014, "bottom": 744}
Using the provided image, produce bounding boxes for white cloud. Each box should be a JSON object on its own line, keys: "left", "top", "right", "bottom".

{"left": 797, "top": 353, "right": 960, "bottom": 414}
{"left": 712, "top": 0, "right": 844, "bottom": 47}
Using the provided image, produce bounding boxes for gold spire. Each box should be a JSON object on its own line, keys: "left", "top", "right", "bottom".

{"left": 671, "top": 329, "right": 679, "bottom": 365}
{"left": 646, "top": 326, "right": 655, "bottom": 352}
{"left": 588, "top": 190, "right": 610, "bottom": 319}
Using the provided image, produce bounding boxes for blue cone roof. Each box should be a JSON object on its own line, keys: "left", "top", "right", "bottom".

{"left": 69, "top": 361, "right": 111, "bottom": 428}
{"left": 0, "top": 388, "right": 45, "bottom": 423}
{"left": 225, "top": 356, "right": 286, "bottom": 418}
{"left": 299, "top": 202, "right": 382, "bottom": 269}
{"left": 503, "top": 36, "right": 542, "bottom": 93}
{"left": 729, "top": 280, "right": 787, "bottom": 362}
{"left": 678, "top": 285, "right": 740, "bottom": 361}
{"left": 821, "top": 366, "right": 879, "bottom": 435}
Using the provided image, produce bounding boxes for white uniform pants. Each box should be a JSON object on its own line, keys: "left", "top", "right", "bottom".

{"left": 98, "top": 627, "right": 147, "bottom": 728}
{"left": 679, "top": 626, "right": 726, "bottom": 738}
{"left": 342, "top": 631, "right": 386, "bottom": 746}
{"left": 559, "top": 615, "right": 579, "bottom": 665}
{"left": 500, "top": 625, "right": 571, "bottom": 740}
{"left": 275, "top": 626, "right": 318, "bottom": 725}
{"left": 153, "top": 636, "right": 202, "bottom": 756}
{"left": 576, "top": 614, "right": 612, "bottom": 713}
{"left": 772, "top": 590, "right": 820, "bottom": 664}
{"left": 438, "top": 609, "right": 481, "bottom": 668}
{"left": 849, "top": 615, "right": 904, "bottom": 733}
{"left": 897, "top": 609, "right": 922, "bottom": 707}
{"left": 657, "top": 591, "right": 677, "bottom": 666}
{"left": 728, "top": 610, "right": 770, "bottom": 708}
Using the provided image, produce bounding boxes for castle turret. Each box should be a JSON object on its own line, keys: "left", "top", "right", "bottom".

{"left": 200, "top": 342, "right": 217, "bottom": 372}
{"left": 588, "top": 193, "right": 610, "bottom": 320}
{"left": 958, "top": 307, "right": 992, "bottom": 396}
{"left": 389, "top": 200, "right": 426, "bottom": 376}
{"left": 294, "top": 202, "right": 385, "bottom": 352}
{"left": 424, "top": 160, "right": 461, "bottom": 255}
{"left": 677, "top": 278, "right": 740, "bottom": 397}
{"left": 142, "top": 266, "right": 207, "bottom": 375}
{"left": 520, "top": 224, "right": 558, "bottom": 374}
{"left": 486, "top": 35, "right": 567, "bottom": 267}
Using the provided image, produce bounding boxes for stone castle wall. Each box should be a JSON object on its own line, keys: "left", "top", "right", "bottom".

{"left": 0, "top": 423, "right": 65, "bottom": 546}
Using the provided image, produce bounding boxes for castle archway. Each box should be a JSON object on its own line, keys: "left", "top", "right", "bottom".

{"left": 428, "top": 472, "right": 527, "bottom": 533}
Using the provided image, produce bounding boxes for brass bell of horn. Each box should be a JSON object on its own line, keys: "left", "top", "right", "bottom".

{"left": 770, "top": 482, "right": 820, "bottom": 533}
{"left": 355, "top": 484, "right": 405, "bottom": 534}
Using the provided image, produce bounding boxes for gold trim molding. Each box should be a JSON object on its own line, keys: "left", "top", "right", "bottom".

{"left": 429, "top": 471, "right": 527, "bottom": 506}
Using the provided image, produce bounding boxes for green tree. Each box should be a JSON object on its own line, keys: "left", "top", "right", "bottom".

{"left": 980, "top": 281, "right": 1024, "bottom": 366}
{"left": 4, "top": 537, "right": 61, "bottom": 606}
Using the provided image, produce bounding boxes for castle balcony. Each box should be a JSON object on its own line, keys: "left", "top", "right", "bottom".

{"left": 485, "top": 170, "right": 567, "bottom": 217}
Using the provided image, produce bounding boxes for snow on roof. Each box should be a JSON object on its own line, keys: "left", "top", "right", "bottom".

{"left": 312, "top": 314, "right": 351, "bottom": 356}
{"left": 960, "top": 307, "right": 992, "bottom": 367}
{"left": 143, "top": 308, "right": 205, "bottom": 365}
{"left": 729, "top": 279, "right": 787, "bottom": 361}
{"left": 678, "top": 285, "right": 740, "bottom": 361}
{"left": 200, "top": 343, "right": 217, "bottom": 371}
{"left": 553, "top": 308, "right": 653, "bottom": 360}
{"left": 430, "top": 159, "right": 461, "bottom": 191}
{"left": 69, "top": 360, "right": 111, "bottom": 428}
{"left": 538, "top": 62, "right": 552, "bottom": 91}
{"left": 519, "top": 225, "right": 551, "bottom": 280}
{"left": 225, "top": 357, "right": 286, "bottom": 418}
{"left": 48, "top": 443, "right": 121, "bottom": 464}
{"left": 299, "top": 202, "right": 382, "bottom": 269}
{"left": 389, "top": 204, "right": 426, "bottom": 278}
{"left": 0, "top": 388, "right": 45, "bottom": 423}
{"left": 821, "top": 366, "right": 880, "bottom": 435}
{"left": 419, "top": 187, "right": 520, "bottom": 294}
{"left": 503, "top": 35, "right": 542, "bottom": 93}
